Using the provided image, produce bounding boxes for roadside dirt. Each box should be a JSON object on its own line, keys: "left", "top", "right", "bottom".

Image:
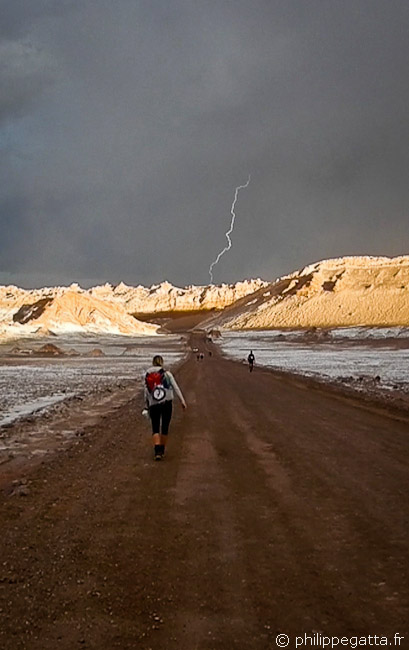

{"left": 0, "top": 334, "right": 408, "bottom": 649}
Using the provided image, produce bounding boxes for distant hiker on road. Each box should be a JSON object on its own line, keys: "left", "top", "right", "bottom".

{"left": 248, "top": 350, "right": 255, "bottom": 373}
{"left": 144, "top": 355, "right": 187, "bottom": 461}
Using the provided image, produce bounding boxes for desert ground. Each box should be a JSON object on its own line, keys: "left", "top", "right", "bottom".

{"left": 0, "top": 332, "right": 408, "bottom": 649}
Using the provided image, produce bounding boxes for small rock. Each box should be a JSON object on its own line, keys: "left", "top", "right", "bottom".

{"left": 13, "top": 486, "right": 31, "bottom": 497}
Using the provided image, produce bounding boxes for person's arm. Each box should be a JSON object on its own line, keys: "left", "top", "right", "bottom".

{"left": 167, "top": 371, "right": 187, "bottom": 408}
{"left": 143, "top": 373, "right": 149, "bottom": 408}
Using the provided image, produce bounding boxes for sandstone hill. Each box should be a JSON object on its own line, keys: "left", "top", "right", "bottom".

{"left": 0, "top": 280, "right": 264, "bottom": 339}
{"left": 0, "top": 284, "right": 79, "bottom": 325}
{"left": 7, "top": 291, "right": 158, "bottom": 337}
{"left": 202, "top": 256, "right": 409, "bottom": 330}
{"left": 1, "top": 259, "right": 408, "bottom": 338}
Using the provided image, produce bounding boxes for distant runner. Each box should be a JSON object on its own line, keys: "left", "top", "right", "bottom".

{"left": 144, "top": 355, "right": 187, "bottom": 461}
{"left": 247, "top": 350, "right": 255, "bottom": 373}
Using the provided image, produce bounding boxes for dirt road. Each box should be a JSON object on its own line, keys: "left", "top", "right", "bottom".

{"left": 0, "top": 334, "right": 408, "bottom": 649}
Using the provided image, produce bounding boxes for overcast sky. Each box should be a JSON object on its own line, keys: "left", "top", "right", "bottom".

{"left": 1, "top": 0, "right": 409, "bottom": 288}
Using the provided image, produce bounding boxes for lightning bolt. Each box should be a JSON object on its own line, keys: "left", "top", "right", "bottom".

{"left": 209, "top": 175, "right": 251, "bottom": 284}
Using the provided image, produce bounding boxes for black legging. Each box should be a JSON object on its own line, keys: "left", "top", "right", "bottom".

{"left": 149, "top": 400, "right": 173, "bottom": 435}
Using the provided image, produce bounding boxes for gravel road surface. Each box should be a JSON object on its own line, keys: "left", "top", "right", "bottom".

{"left": 0, "top": 334, "right": 408, "bottom": 649}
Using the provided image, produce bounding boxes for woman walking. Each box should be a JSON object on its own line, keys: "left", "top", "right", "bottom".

{"left": 144, "top": 355, "right": 187, "bottom": 461}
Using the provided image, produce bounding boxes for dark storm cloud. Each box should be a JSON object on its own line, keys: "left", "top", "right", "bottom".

{"left": 1, "top": 0, "right": 409, "bottom": 288}
{"left": 0, "top": 40, "right": 56, "bottom": 126}
{"left": 0, "top": 0, "right": 75, "bottom": 38}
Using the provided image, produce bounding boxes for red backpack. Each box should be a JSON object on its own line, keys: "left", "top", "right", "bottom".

{"left": 145, "top": 368, "right": 169, "bottom": 402}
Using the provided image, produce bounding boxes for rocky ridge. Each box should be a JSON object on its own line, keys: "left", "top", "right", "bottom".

{"left": 88, "top": 279, "right": 266, "bottom": 313}
{"left": 202, "top": 256, "right": 409, "bottom": 330}
{"left": 0, "top": 279, "right": 266, "bottom": 339}
{"left": 1, "top": 257, "right": 408, "bottom": 337}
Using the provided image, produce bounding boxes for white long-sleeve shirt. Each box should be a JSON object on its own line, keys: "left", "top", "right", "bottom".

{"left": 144, "top": 366, "right": 187, "bottom": 408}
